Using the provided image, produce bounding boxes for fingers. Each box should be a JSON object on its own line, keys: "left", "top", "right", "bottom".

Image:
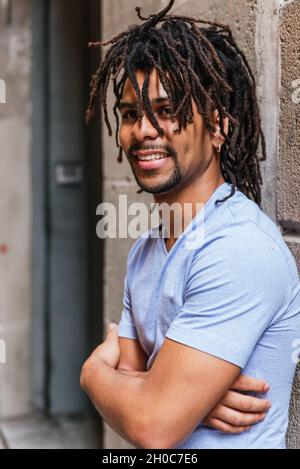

{"left": 221, "top": 390, "right": 271, "bottom": 413}
{"left": 231, "top": 374, "right": 270, "bottom": 393}
{"left": 211, "top": 403, "right": 267, "bottom": 427}
{"left": 203, "top": 401, "right": 268, "bottom": 434}
{"left": 202, "top": 416, "right": 251, "bottom": 434}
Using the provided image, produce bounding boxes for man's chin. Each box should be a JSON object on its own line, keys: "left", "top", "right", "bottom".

{"left": 136, "top": 181, "right": 177, "bottom": 194}
{"left": 133, "top": 169, "right": 182, "bottom": 194}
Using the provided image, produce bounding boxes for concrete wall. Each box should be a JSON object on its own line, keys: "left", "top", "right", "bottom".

{"left": 0, "top": 0, "right": 33, "bottom": 418}
{"left": 102, "top": 0, "right": 300, "bottom": 448}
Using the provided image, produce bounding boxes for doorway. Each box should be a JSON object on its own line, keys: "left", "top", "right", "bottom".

{"left": 31, "top": 0, "right": 103, "bottom": 418}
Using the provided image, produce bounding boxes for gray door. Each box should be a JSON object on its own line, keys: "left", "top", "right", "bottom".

{"left": 31, "top": 0, "right": 102, "bottom": 415}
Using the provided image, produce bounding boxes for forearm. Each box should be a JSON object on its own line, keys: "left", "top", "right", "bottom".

{"left": 81, "top": 359, "right": 148, "bottom": 446}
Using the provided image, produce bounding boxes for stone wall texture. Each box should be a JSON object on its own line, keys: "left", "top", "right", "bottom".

{"left": 280, "top": 1, "right": 300, "bottom": 448}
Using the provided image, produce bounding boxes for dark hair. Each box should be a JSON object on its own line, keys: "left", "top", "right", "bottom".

{"left": 86, "top": 0, "right": 266, "bottom": 205}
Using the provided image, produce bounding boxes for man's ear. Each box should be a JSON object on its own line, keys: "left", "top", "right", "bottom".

{"left": 210, "top": 110, "right": 229, "bottom": 151}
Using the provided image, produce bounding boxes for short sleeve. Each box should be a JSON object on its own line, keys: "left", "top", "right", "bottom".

{"left": 118, "top": 272, "right": 138, "bottom": 340}
{"left": 165, "top": 224, "right": 291, "bottom": 369}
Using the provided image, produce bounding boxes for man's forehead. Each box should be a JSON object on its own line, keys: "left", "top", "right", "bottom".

{"left": 121, "top": 69, "right": 168, "bottom": 102}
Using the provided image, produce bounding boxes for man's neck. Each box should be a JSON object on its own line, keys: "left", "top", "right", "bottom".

{"left": 153, "top": 172, "right": 225, "bottom": 253}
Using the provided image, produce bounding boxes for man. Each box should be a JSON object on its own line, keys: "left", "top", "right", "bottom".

{"left": 81, "top": 0, "right": 300, "bottom": 448}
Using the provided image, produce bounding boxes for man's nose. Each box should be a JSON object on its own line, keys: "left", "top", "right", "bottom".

{"left": 131, "top": 113, "right": 160, "bottom": 141}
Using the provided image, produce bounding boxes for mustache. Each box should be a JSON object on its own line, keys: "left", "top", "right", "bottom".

{"left": 128, "top": 144, "right": 177, "bottom": 159}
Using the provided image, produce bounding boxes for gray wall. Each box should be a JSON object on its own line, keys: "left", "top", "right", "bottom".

{"left": 0, "top": 0, "right": 98, "bottom": 421}
{"left": 102, "top": 0, "right": 300, "bottom": 449}
{"left": 0, "top": 0, "right": 32, "bottom": 418}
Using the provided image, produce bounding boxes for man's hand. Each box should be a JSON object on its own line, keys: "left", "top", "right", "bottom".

{"left": 203, "top": 374, "right": 271, "bottom": 433}
{"left": 80, "top": 323, "right": 120, "bottom": 390}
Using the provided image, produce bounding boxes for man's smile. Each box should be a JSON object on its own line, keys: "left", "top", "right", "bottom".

{"left": 132, "top": 149, "right": 172, "bottom": 171}
{"left": 135, "top": 155, "right": 172, "bottom": 171}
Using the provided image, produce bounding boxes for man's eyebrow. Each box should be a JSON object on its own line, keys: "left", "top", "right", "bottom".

{"left": 118, "top": 97, "right": 170, "bottom": 110}
{"left": 118, "top": 102, "right": 136, "bottom": 111}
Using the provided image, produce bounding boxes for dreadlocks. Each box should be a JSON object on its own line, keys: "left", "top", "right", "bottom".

{"left": 86, "top": 0, "right": 266, "bottom": 205}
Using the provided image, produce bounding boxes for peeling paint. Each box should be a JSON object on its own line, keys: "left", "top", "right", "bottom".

{"left": 0, "top": 340, "right": 6, "bottom": 365}
{"left": 7, "top": 31, "right": 31, "bottom": 75}
{"left": 0, "top": 78, "right": 6, "bottom": 103}
{"left": 255, "top": 0, "right": 280, "bottom": 222}
{"left": 0, "top": 0, "right": 12, "bottom": 25}
{"left": 280, "top": 0, "right": 299, "bottom": 8}
{"left": 0, "top": 0, "right": 8, "bottom": 6}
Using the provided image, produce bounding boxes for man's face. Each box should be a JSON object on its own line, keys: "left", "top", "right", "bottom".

{"left": 119, "top": 68, "right": 217, "bottom": 195}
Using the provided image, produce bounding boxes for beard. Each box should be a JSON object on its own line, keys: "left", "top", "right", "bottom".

{"left": 127, "top": 144, "right": 184, "bottom": 194}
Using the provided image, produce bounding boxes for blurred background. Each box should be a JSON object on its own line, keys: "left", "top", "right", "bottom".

{"left": 0, "top": 0, "right": 299, "bottom": 449}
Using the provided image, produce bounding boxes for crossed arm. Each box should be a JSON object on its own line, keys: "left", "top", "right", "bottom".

{"left": 80, "top": 326, "right": 271, "bottom": 449}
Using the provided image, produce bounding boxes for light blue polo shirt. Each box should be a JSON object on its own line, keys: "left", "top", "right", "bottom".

{"left": 118, "top": 182, "right": 300, "bottom": 449}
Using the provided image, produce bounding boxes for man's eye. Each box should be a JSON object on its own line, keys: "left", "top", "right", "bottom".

{"left": 158, "top": 107, "right": 171, "bottom": 118}
{"left": 122, "top": 110, "right": 138, "bottom": 120}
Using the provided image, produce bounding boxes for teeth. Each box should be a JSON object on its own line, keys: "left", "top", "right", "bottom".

{"left": 138, "top": 154, "right": 168, "bottom": 161}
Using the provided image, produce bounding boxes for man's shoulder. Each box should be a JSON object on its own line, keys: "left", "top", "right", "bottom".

{"left": 208, "top": 188, "right": 289, "bottom": 259}
{"left": 190, "top": 192, "right": 300, "bottom": 302}
{"left": 191, "top": 190, "right": 295, "bottom": 281}
{"left": 187, "top": 213, "right": 293, "bottom": 314}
